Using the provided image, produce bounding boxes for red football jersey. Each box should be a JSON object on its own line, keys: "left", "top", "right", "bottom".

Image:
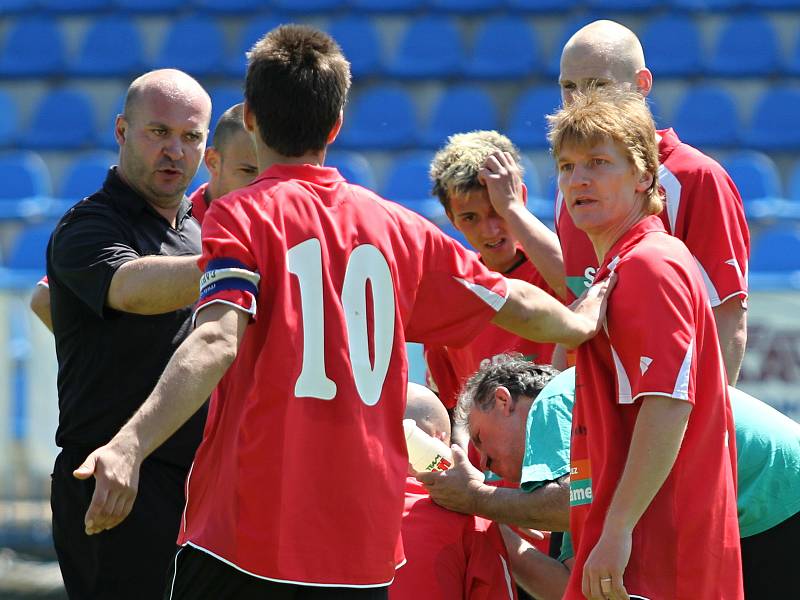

{"left": 179, "top": 164, "right": 510, "bottom": 587}
{"left": 390, "top": 478, "right": 517, "bottom": 600}
{"left": 556, "top": 128, "right": 750, "bottom": 305}
{"left": 188, "top": 183, "right": 210, "bottom": 225}
{"left": 566, "top": 216, "right": 742, "bottom": 600}
{"left": 424, "top": 254, "right": 557, "bottom": 409}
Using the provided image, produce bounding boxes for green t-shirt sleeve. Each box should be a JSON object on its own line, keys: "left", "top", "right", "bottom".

{"left": 519, "top": 371, "right": 575, "bottom": 492}
{"left": 558, "top": 531, "right": 575, "bottom": 563}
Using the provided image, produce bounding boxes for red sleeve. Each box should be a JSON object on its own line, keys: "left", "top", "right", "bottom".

{"left": 680, "top": 165, "right": 749, "bottom": 307}
{"left": 423, "top": 345, "right": 460, "bottom": 410}
{"left": 195, "top": 196, "right": 260, "bottom": 321}
{"left": 608, "top": 251, "right": 698, "bottom": 404}
{"left": 465, "top": 521, "right": 518, "bottom": 600}
{"left": 406, "top": 230, "right": 508, "bottom": 347}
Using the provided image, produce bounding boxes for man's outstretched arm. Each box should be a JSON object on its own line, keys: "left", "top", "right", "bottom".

{"left": 73, "top": 303, "right": 249, "bottom": 535}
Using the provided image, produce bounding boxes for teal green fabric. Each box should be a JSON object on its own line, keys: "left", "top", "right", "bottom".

{"left": 519, "top": 368, "right": 575, "bottom": 492}
{"left": 559, "top": 531, "right": 575, "bottom": 563}
{"left": 731, "top": 387, "right": 800, "bottom": 537}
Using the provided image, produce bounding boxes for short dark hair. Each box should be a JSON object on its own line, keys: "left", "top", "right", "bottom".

{"left": 244, "top": 24, "right": 351, "bottom": 157}
{"left": 212, "top": 102, "right": 246, "bottom": 153}
{"left": 455, "top": 354, "right": 560, "bottom": 427}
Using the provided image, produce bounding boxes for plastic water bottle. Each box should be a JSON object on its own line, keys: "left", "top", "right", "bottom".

{"left": 403, "top": 419, "right": 453, "bottom": 472}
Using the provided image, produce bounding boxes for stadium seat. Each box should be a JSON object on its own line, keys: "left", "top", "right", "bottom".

{"left": 327, "top": 17, "right": 383, "bottom": 79}
{"left": 430, "top": 0, "right": 502, "bottom": 13}
{"left": 0, "top": 92, "right": 19, "bottom": 147}
{"left": 0, "top": 17, "right": 66, "bottom": 77}
{"left": 545, "top": 16, "right": 595, "bottom": 78}
{"left": 326, "top": 151, "right": 377, "bottom": 190}
{"left": 189, "top": 162, "right": 209, "bottom": 195}
{"left": 641, "top": 15, "right": 703, "bottom": 77}
{"left": 707, "top": 14, "right": 781, "bottom": 77}
{"left": 672, "top": 86, "right": 739, "bottom": 148}
{"left": 785, "top": 30, "right": 800, "bottom": 76}
{"left": 114, "top": 0, "right": 183, "bottom": 12}
{"left": 96, "top": 90, "right": 126, "bottom": 150}
{"left": 21, "top": 89, "right": 96, "bottom": 150}
{"left": 743, "top": 87, "right": 800, "bottom": 151}
{"left": 386, "top": 17, "right": 464, "bottom": 79}
{"left": 518, "top": 155, "right": 542, "bottom": 199}
{"left": 382, "top": 153, "right": 436, "bottom": 204}
{"left": 38, "top": 0, "right": 111, "bottom": 11}
{"left": 208, "top": 86, "right": 244, "bottom": 134}
{"left": 153, "top": 16, "right": 225, "bottom": 76}
{"left": 464, "top": 17, "right": 540, "bottom": 80}
{"left": 722, "top": 152, "right": 782, "bottom": 206}
{"left": 0, "top": 0, "right": 36, "bottom": 12}
{"left": 669, "top": 0, "right": 744, "bottom": 9}
{"left": 507, "top": 87, "right": 562, "bottom": 150}
{"left": 788, "top": 161, "right": 800, "bottom": 203}
{"left": 506, "top": 0, "right": 579, "bottom": 11}
{"left": 192, "top": 0, "right": 270, "bottom": 12}
{"left": 337, "top": 86, "right": 418, "bottom": 150}
{"left": 747, "top": 0, "right": 800, "bottom": 8}
{"left": 750, "top": 226, "right": 800, "bottom": 272}
{"left": 6, "top": 223, "right": 58, "bottom": 271}
{"left": 271, "top": 0, "right": 344, "bottom": 10}
{"left": 226, "top": 15, "right": 288, "bottom": 77}
{"left": 646, "top": 94, "right": 668, "bottom": 130}
{"left": 59, "top": 152, "right": 116, "bottom": 200}
{"left": 422, "top": 86, "right": 499, "bottom": 148}
{"left": 70, "top": 17, "right": 145, "bottom": 77}
{"left": 0, "top": 152, "right": 51, "bottom": 201}
{"left": 585, "top": 0, "right": 662, "bottom": 10}
{"left": 349, "top": 0, "right": 424, "bottom": 12}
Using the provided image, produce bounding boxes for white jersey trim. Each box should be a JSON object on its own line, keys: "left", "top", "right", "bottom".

{"left": 659, "top": 163, "right": 682, "bottom": 234}
{"left": 182, "top": 541, "right": 398, "bottom": 588}
{"left": 693, "top": 257, "right": 721, "bottom": 306}
{"left": 610, "top": 341, "right": 634, "bottom": 404}
{"left": 167, "top": 547, "right": 184, "bottom": 600}
{"left": 673, "top": 338, "right": 693, "bottom": 400}
{"left": 36, "top": 280, "right": 49, "bottom": 288}
{"left": 630, "top": 391, "right": 692, "bottom": 404}
{"left": 453, "top": 276, "right": 508, "bottom": 311}
{"left": 499, "top": 555, "right": 514, "bottom": 599}
{"left": 191, "top": 297, "right": 257, "bottom": 328}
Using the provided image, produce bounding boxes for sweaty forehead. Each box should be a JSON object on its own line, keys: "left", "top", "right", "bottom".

{"left": 129, "top": 87, "right": 211, "bottom": 129}
{"left": 559, "top": 46, "right": 633, "bottom": 85}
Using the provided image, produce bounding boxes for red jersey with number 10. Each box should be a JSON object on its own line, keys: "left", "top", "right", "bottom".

{"left": 179, "top": 164, "right": 510, "bottom": 587}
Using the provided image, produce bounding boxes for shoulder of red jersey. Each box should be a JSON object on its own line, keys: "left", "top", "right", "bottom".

{"left": 659, "top": 128, "right": 729, "bottom": 180}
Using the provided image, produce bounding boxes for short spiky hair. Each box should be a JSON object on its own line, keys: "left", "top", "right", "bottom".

{"left": 547, "top": 87, "right": 662, "bottom": 215}
{"left": 430, "top": 130, "right": 524, "bottom": 212}
{"left": 454, "top": 354, "right": 559, "bottom": 429}
{"left": 245, "top": 24, "right": 351, "bottom": 157}
{"left": 211, "top": 102, "right": 246, "bottom": 153}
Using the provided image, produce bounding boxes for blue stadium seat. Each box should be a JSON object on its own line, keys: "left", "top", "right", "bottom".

{"left": 464, "top": 17, "right": 540, "bottom": 80}
{"left": 585, "top": 0, "right": 662, "bottom": 10}
{"left": 59, "top": 152, "right": 116, "bottom": 200}
{"left": 192, "top": 0, "right": 269, "bottom": 12}
{"left": 507, "top": 87, "right": 562, "bottom": 150}
{"left": 669, "top": 0, "right": 744, "bottom": 9}
{"left": 327, "top": 17, "right": 383, "bottom": 79}
{"left": 641, "top": 15, "right": 703, "bottom": 77}
{"left": 518, "top": 155, "right": 542, "bottom": 199}
{"left": 0, "top": 152, "right": 51, "bottom": 201}
{"left": 646, "top": 94, "right": 668, "bottom": 129}
{"left": 337, "top": 86, "right": 418, "bottom": 150}
{"left": 672, "top": 86, "right": 739, "bottom": 148}
{"left": 38, "top": 0, "right": 111, "bottom": 11}
{"left": 422, "top": 86, "right": 499, "bottom": 148}
{"left": 788, "top": 161, "right": 800, "bottom": 203}
{"left": 722, "top": 152, "right": 782, "bottom": 206}
{"left": 746, "top": 0, "right": 800, "bottom": 8}
{"left": 0, "top": 17, "right": 66, "bottom": 77}
{"left": 114, "top": 0, "right": 183, "bottom": 12}
{"left": 785, "top": 30, "right": 800, "bottom": 76}
{"left": 189, "top": 162, "right": 209, "bottom": 195}
{"left": 382, "top": 153, "right": 435, "bottom": 203}
{"left": 750, "top": 226, "right": 800, "bottom": 272}
{"left": 208, "top": 86, "right": 244, "bottom": 134}
{"left": 70, "top": 17, "right": 145, "bottom": 77}
{"left": 545, "top": 16, "right": 595, "bottom": 78}
{"left": 506, "top": 0, "right": 579, "bottom": 11}
{"left": 708, "top": 14, "right": 781, "bottom": 77}
{"left": 349, "top": 0, "right": 424, "bottom": 12}
{"left": 6, "top": 223, "right": 58, "bottom": 271}
{"left": 153, "top": 16, "right": 225, "bottom": 76}
{"left": 96, "top": 90, "right": 126, "bottom": 150}
{"left": 21, "top": 89, "right": 95, "bottom": 150}
{"left": 744, "top": 87, "right": 800, "bottom": 151}
{"left": 226, "top": 15, "right": 287, "bottom": 77}
{"left": 0, "top": 92, "right": 19, "bottom": 147}
{"left": 430, "top": 0, "right": 502, "bottom": 13}
{"left": 0, "top": 0, "right": 36, "bottom": 12}
{"left": 326, "top": 151, "right": 377, "bottom": 190}
{"left": 386, "top": 17, "right": 464, "bottom": 79}
{"left": 271, "top": 0, "right": 344, "bottom": 10}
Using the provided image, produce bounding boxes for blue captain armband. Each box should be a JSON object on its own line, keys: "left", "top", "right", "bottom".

{"left": 199, "top": 258, "right": 261, "bottom": 301}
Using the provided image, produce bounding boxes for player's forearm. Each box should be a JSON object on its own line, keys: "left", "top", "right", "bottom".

{"left": 502, "top": 205, "right": 568, "bottom": 300}
{"left": 29, "top": 285, "right": 53, "bottom": 332}
{"left": 107, "top": 255, "right": 201, "bottom": 315}
{"left": 713, "top": 298, "right": 747, "bottom": 386}
{"left": 475, "top": 480, "right": 570, "bottom": 531}
{"left": 113, "top": 313, "right": 241, "bottom": 462}
{"left": 602, "top": 396, "right": 691, "bottom": 534}
{"left": 500, "top": 526, "right": 570, "bottom": 600}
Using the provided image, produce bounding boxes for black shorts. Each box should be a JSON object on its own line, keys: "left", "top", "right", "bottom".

{"left": 165, "top": 545, "right": 389, "bottom": 600}
{"left": 51, "top": 448, "right": 189, "bottom": 600}
{"left": 740, "top": 509, "right": 800, "bottom": 599}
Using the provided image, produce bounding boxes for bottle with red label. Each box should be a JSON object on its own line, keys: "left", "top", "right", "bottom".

{"left": 403, "top": 419, "right": 453, "bottom": 472}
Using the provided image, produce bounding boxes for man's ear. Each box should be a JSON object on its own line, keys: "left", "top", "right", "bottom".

{"left": 521, "top": 183, "right": 528, "bottom": 207}
{"left": 243, "top": 100, "right": 256, "bottom": 134}
{"left": 635, "top": 169, "right": 654, "bottom": 194}
{"left": 636, "top": 68, "right": 653, "bottom": 98}
{"left": 327, "top": 110, "right": 344, "bottom": 145}
{"left": 114, "top": 114, "right": 127, "bottom": 147}
{"left": 204, "top": 147, "right": 221, "bottom": 178}
{"left": 494, "top": 386, "right": 514, "bottom": 416}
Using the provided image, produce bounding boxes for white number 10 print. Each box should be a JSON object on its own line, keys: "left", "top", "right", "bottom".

{"left": 287, "top": 238, "right": 396, "bottom": 406}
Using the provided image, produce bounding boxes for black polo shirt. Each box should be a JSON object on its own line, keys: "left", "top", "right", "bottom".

{"left": 47, "top": 167, "right": 207, "bottom": 469}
